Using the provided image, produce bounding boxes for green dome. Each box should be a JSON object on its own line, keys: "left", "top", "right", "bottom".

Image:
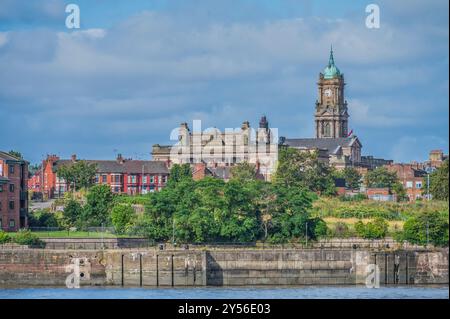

{"left": 323, "top": 47, "right": 341, "bottom": 79}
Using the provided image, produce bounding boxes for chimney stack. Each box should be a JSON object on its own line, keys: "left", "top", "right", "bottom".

{"left": 71, "top": 154, "right": 77, "bottom": 162}
{"left": 117, "top": 153, "right": 124, "bottom": 164}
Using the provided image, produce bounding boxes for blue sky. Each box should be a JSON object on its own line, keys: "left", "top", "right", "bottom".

{"left": 0, "top": 0, "right": 448, "bottom": 164}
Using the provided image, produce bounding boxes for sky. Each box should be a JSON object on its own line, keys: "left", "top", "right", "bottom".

{"left": 0, "top": 0, "right": 448, "bottom": 164}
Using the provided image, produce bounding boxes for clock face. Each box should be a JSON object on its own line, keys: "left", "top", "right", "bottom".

{"left": 324, "top": 88, "right": 332, "bottom": 97}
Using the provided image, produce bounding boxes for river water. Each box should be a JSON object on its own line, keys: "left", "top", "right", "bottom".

{"left": 0, "top": 286, "right": 448, "bottom": 299}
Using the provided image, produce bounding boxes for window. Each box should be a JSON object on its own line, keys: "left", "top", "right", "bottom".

{"left": 9, "top": 219, "right": 15, "bottom": 228}
{"left": 94, "top": 174, "right": 99, "bottom": 183}
{"left": 150, "top": 176, "right": 154, "bottom": 183}
{"left": 9, "top": 165, "right": 14, "bottom": 174}
{"left": 102, "top": 175, "right": 107, "bottom": 183}
{"left": 9, "top": 201, "right": 14, "bottom": 210}
{"left": 9, "top": 184, "right": 14, "bottom": 192}
{"left": 0, "top": 218, "right": 2, "bottom": 228}
{"left": 415, "top": 181, "right": 422, "bottom": 189}
{"left": 128, "top": 175, "right": 136, "bottom": 183}
{"left": 143, "top": 176, "right": 147, "bottom": 184}
{"left": 406, "top": 181, "right": 413, "bottom": 188}
{"left": 0, "top": 185, "right": 3, "bottom": 192}
{"left": 323, "top": 122, "right": 331, "bottom": 137}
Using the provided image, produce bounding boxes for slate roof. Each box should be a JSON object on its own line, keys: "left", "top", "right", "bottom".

{"left": 53, "top": 160, "right": 169, "bottom": 174}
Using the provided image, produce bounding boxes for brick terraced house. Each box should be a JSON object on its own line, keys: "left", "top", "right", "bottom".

{"left": 29, "top": 154, "right": 169, "bottom": 198}
{"left": 0, "top": 151, "right": 28, "bottom": 231}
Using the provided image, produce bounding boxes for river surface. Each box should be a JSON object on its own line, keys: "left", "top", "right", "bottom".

{"left": 0, "top": 286, "right": 448, "bottom": 299}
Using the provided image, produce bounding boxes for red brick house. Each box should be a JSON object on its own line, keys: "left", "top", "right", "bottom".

{"left": 29, "top": 154, "right": 169, "bottom": 198}
{"left": 385, "top": 163, "right": 427, "bottom": 202}
{"left": 0, "top": 151, "right": 28, "bottom": 231}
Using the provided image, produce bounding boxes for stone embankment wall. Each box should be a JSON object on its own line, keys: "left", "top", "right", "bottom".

{"left": 0, "top": 247, "right": 447, "bottom": 287}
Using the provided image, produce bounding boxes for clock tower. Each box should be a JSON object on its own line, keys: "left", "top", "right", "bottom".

{"left": 315, "top": 47, "right": 349, "bottom": 138}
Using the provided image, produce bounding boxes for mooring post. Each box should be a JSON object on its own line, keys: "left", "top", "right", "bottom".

{"left": 171, "top": 254, "right": 174, "bottom": 287}
{"left": 156, "top": 254, "right": 159, "bottom": 287}
{"left": 139, "top": 253, "right": 143, "bottom": 287}
{"left": 121, "top": 254, "right": 124, "bottom": 286}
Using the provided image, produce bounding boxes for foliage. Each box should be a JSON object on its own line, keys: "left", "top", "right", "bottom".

{"left": 62, "top": 199, "right": 83, "bottom": 228}
{"left": 400, "top": 211, "right": 449, "bottom": 247}
{"left": 28, "top": 209, "right": 59, "bottom": 228}
{"left": 13, "top": 230, "right": 44, "bottom": 247}
{"left": 273, "top": 147, "right": 336, "bottom": 195}
{"left": 354, "top": 218, "right": 388, "bottom": 239}
{"left": 338, "top": 193, "right": 367, "bottom": 202}
{"left": 336, "top": 167, "right": 362, "bottom": 190}
{"left": 81, "top": 185, "right": 113, "bottom": 227}
{"left": 365, "top": 167, "right": 398, "bottom": 189}
{"left": 429, "top": 160, "right": 449, "bottom": 201}
{"left": 8, "top": 150, "right": 22, "bottom": 159}
{"left": 0, "top": 231, "right": 11, "bottom": 244}
{"left": 312, "top": 197, "right": 449, "bottom": 221}
{"left": 330, "top": 222, "right": 351, "bottom": 238}
{"left": 309, "top": 217, "right": 329, "bottom": 238}
{"left": 230, "top": 162, "right": 258, "bottom": 182}
{"left": 167, "top": 164, "right": 192, "bottom": 186}
{"left": 57, "top": 161, "right": 97, "bottom": 191}
{"left": 111, "top": 204, "right": 136, "bottom": 234}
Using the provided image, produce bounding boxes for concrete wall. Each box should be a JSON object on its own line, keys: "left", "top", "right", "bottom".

{"left": 0, "top": 248, "right": 447, "bottom": 287}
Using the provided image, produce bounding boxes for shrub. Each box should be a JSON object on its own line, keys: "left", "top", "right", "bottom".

{"left": 62, "top": 199, "right": 83, "bottom": 228}
{"left": 111, "top": 204, "right": 136, "bottom": 234}
{"left": 0, "top": 231, "right": 11, "bottom": 244}
{"left": 310, "top": 218, "right": 329, "bottom": 239}
{"left": 355, "top": 218, "right": 388, "bottom": 239}
{"left": 28, "top": 209, "right": 59, "bottom": 228}
{"left": 400, "top": 211, "right": 449, "bottom": 247}
{"left": 13, "top": 230, "right": 45, "bottom": 247}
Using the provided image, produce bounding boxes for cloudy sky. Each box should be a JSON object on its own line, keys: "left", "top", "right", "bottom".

{"left": 0, "top": 0, "right": 448, "bottom": 164}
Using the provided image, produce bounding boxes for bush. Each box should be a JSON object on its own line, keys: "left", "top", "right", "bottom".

{"left": 28, "top": 209, "right": 59, "bottom": 228}
{"left": 355, "top": 218, "right": 388, "bottom": 239}
{"left": 400, "top": 211, "right": 449, "bottom": 247}
{"left": 310, "top": 218, "right": 329, "bottom": 239}
{"left": 111, "top": 204, "right": 135, "bottom": 234}
{"left": 62, "top": 199, "right": 83, "bottom": 228}
{"left": 0, "top": 231, "right": 11, "bottom": 244}
{"left": 13, "top": 230, "right": 45, "bottom": 247}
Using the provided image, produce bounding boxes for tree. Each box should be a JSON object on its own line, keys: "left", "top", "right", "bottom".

{"left": 365, "top": 167, "right": 398, "bottom": 189}
{"left": 8, "top": 150, "right": 23, "bottom": 159}
{"left": 340, "top": 167, "right": 362, "bottom": 190}
{"left": 429, "top": 160, "right": 449, "bottom": 201}
{"left": 230, "top": 162, "right": 257, "bottom": 182}
{"left": 111, "top": 204, "right": 135, "bottom": 234}
{"left": 81, "top": 185, "right": 113, "bottom": 227}
{"left": 273, "top": 147, "right": 336, "bottom": 195}
{"left": 62, "top": 199, "right": 83, "bottom": 228}
{"left": 57, "top": 161, "right": 97, "bottom": 191}
{"left": 401, "top": 211, "right": 449, "bottom": 247}
{"left": 167, "top": 164, "right": 192, "bottom": 185}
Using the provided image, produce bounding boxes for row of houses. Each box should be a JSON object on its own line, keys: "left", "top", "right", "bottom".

{"left": 28, "top": 154, "right": 169, "bottom": 199}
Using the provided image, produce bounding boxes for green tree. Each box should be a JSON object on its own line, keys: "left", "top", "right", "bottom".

{"left": 429, "top": 160, "right": 449, "bottom": 201}
{"left": 111, "top": 204, "right": 135, "bottom": 234}
{"left": 401, "top": 211, "right": 449, "bottom": 247}
{"left": 81, "top": 185, "right": 113, "bottom": 227}
{"left": 339, "top": 167, "right": 362, "bottom": 190}
{"left": 57, "top": 161, "right": 97, "bottom": 191}
{"left": 62, "top": 199, "right": 83, "bottom": 228}
{"left": 168, "top": 164, "right": 192, "bottom": 186}
{"left": 230, "top": 162, "right": 257, "bottom": 182}
{"left": 365, "top": 167, "right": 398, "bottom": 189}
{"left": 273, "top": 147, "right": 336, "bottom": 195}
{"left": 28, "top": 209, "right": 59, "bottom": 228}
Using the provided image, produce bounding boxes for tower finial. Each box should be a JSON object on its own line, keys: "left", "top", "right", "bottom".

{"left": 328, "top": 44, "right": 335, "bottom": 66}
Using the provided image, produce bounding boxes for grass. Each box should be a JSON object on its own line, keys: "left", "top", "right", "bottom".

{"left": 323, "top": 217, "right": 404, "bottom": 234}
{"left": 7, "top": 231, "right": 142, "bottom": 238}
